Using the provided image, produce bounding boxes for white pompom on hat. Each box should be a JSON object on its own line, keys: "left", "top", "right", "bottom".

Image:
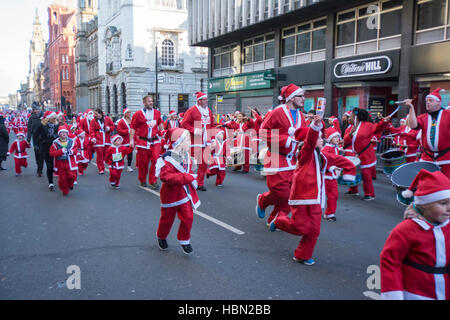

{"left": 401, "top": 169, "right": 450, "bottom": 205}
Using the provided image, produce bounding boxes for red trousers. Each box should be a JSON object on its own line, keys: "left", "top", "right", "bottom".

{"left": 57, "top": 168, "right": 77, "bottom": 195}
{"left": 259, "top": 170, "right": 293, "bottom": 224}
{"left": 14, "top": 158, "right": 27, "bottom": 174}
{"left": 274, "top": 204, "right": 322, "bottom": 260}
{"left": 157, "top": 201, "right": 194, "bottom": 244}
{"left": 349, "top": 167, "right": 375, "bottom": 197}
{"left": 78, "top": 162, "right": 88, "bottom": 175}
{"left": 207, "top": 168, "right": 226, "bottom": 185}
{"left": 191, "top": 147, "right": 210, "bottom": 187}
{"left": 95, "top": 146, "right": 106, "bottom": 172}
{"left": 325, "top": 179, "right": 338, "bottom": 217}
{"left": 136, "top": 145, "right": 160, "bottom": 184}
{"left": 109, "top": 168, "right": 123, "bottom": 186}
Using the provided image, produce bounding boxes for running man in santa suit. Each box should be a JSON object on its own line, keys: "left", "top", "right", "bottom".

{"left": 130, "top": 95, "right": 164, "bottom": 190}
{"left": 181, "top": 91, "right": 216, "bottom": 191}
{"left": 256, "top": 83, "right": 308, "bottom": 226}
{"left": 405, "top": 88, "right": 450, "bottom": 178}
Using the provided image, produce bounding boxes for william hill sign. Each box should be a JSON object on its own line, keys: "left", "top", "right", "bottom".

{"left": 333, "top": 56, "right": 392, "bottom": 79}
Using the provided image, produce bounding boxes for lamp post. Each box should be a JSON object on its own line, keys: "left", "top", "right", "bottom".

{"left": 155, "top": 43, "right": 159, "bottom": 109}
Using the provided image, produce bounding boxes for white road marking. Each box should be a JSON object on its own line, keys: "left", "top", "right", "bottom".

{"left": 90, "top": 161, "right": 245, "bottom": 235}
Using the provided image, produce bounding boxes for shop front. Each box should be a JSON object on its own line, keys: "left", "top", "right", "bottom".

{"left": 331, "top": 50, "right": 401, "bottom": 121}
{"left": 208, "top": 70, "right": 276, "bottom": 116}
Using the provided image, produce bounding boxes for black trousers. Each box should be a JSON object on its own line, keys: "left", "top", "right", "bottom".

{"left": 35, "top": 147, "right": 43, "bottom": 174}
{"left": 127, "top": 152, "right": 133, "bottom": 166}
{"left": 40, "top": 149, "right": 54, "bottom": 184}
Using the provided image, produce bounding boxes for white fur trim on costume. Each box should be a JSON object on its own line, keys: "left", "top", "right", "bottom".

{"left": 426, "top": 94, "right": 441, "bottom": 102}
{"left": 414, "top": 190, "right": 450, "bottom": 206}
{"left": 342, "top": 174, "right": 355, "bottom": 181}
{"left": 310, "top": 121, "right": 323, "bottom": 132}
{"left": 288, "top": 127, "right": 296, "bottom": 137}
{"left": 327, "top": 132, "right": 340, "bottom": 142}
{"left": 286, "top": 88, "right": 305, "bottom": 102}
{"left": 381, "top": 291, "right": 404, "bottom": 300}
{"left": 155, "top": 157, "right": 165, "bottom": 178}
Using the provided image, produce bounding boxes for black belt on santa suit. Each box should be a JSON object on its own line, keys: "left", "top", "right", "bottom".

{"left": 138, "top": 136, "right": 159, "bottom": 143}
{"left": 422, "top": 147, "right": 450, "bottom": 162}
{"left": 404, "top": 259, "right": 450, "bottom": 274}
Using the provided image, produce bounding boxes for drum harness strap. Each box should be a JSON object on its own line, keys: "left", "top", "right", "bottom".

{"left": 343, "top": 142, "right": 372, "bottom": 157}
{"left": 404, "top": 259, "right": 450, "bottom": 275}
{"left": 422, "top": 147, "right": 450, "bottom": 161}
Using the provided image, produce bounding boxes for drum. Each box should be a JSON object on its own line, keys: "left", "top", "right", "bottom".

{"left": 391, "top": 162, "right": 441, "bottom": 206}
{"left": 227, "top": 147, "right": 244, "bottom": 167}
{"left": 380, "top": 149, "right": 406, "bottom": 175}
{"left": 337, "top": 156, "right": 362, "bottom": 187}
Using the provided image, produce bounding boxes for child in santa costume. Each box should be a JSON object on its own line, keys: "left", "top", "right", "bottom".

{"left": 268, "top": 115, "right": 357, "bottom": 265}
{"left": 380, "top": 169, "right": 450, "bottom": 300}
{"left": 89, "top": 109, "right": 115, "bottom": 174}
{"left": 75, "top": 130, "right": 93, "bottom": 176}
{"left": 206, "top": 129, "right": 229, "bottom": 187}
{"left": 7, "top": 131, "right": 31, "bottom": 176}
{"left": 322, "top": 127, "right": 356, "bottom": 221}
{"left": 116, "top": 109, "right": 134, "bottom": 172}
{"left": 49, "top": 126, "right": 79, "bottom": 196}
{"left": 105, "top": 135, "right": 134, "bottom": 189}
{"left": 155, "top": 128, "right": 201, "bottom": 255}
{"left": 164, "top": 110, "right": 180, "bottom": 130}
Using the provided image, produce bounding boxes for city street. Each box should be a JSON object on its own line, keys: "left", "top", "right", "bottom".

{"left": 0, "top": 143, "right": 405, "bottom": 300}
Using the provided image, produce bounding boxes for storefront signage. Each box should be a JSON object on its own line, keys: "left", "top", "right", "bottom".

{"left": 208, "top": 72, "right": 273, "bottom": 94}
{"left": 334, "top": 56, "right": 392, "bottom": 79}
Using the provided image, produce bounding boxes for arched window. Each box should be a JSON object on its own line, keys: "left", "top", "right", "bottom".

{"left": 121, "top": 83, "right": 126, "bottom": 111}
{"left": 113, "top": 85, "right": 118, "bottom": 114}
{"left": 106, "top": 87, "right": 111, "bottom": 114}
{"left": 161, "top": 39, "right": 175, "bottom": 67}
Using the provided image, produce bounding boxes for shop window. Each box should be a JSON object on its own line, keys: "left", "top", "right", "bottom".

{"left": 415, "top": 0, "right": 449, "bottom": 45}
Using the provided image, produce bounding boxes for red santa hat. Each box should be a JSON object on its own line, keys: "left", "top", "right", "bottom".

{"left": 166, "top": 128, "right": 189, "bottom": 150}
{"left": 195, "top": 91, "right": 208, "bottom": 101}
{"left": 111, "top": 135, "right": 123, "bottom": 144}
{"left": 45, "top": 111, "right": 57, "bottom": 119}
{"left": 426, "top": 88, "right": 442, "bottom": 102}
{"left": 401, "top": 169, "right": 450, "bottom": 205}
{"left": 325, "top": 127, "right": 340, "bottom": 143}
{"left": 400, "top": 118, "right": 407, "bottom": 123}
{"left": 58, "top": 126, "right": 69, "bottom": 135}
{"left": 123, "top": 108, "right": 131, "bottom": 115}
{"left": 343, "top": 111, "right": 352, "bottom": 117}
{"left": 278, "top": 86, "right": 288, "bottom": 101}
{"left": 282, "top": 83, "right": 305, "bottom": 103}
{"left": 16, "top": 131, "right": 25, "bottom": 138}
{"left": 169, "top": 110, "right": 176, "bottom": 116}
{"left": 179, "top": 112, "right": 185, "bottom": 119}
{"left": 76, "top": 129, "right": 86, "bottom": 137}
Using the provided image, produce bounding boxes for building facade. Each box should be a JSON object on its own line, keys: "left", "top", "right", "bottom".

{"left": 98, "top": 0, "right": 208, "bottom": 118}
{"left": 47, "top": 3, "right": 78, "bottom": 113}
{"left": 75, "top": 0, "right": 99, "bottom": 113}
{"left": 188, "top": 0, "right": 450, "bottom": 119}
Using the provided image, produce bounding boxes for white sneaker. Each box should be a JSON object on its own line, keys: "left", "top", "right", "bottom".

{"left": 74, "top": 181, "right": 78, "bottom": 185}
{"left": 49, "top": 184, "right": 54, "bottom": 191}
{"left": 127, "top": 167, "right": 134, "bottom": 172}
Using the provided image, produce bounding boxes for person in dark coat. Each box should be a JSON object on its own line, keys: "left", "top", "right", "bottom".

{"left": 0, "top": 116, "right": 9, "bottom": 170}
{"left": 27, "top": 107, "right": 43, "bottom": 176}
{"left": 33, "top": 112, "right": 59, "bottom": 190}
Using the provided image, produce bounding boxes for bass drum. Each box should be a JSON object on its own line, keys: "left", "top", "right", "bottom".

{"left": 337, "top": 156, "right": 362, "bottom": 187}
{"left": 381, "top": 149, "right": 406, "bottom": 175}
{"left": 227, "top": 147, "right": 245, "bottom": 167}
{"left": 391, "top": 162, "right": 441, "bottom": 206}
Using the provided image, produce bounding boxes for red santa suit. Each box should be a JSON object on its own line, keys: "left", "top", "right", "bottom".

{"left": 79, "top": 111, "right": 95, "bottom": 157}
{"left": 8, "top": 133, "right": 30, "bottom": 175}
{"left": 49, "top": 131, "right": 79, "bottom": 195}
{"left": 180, "top": 94, "right": 216, "bottom": 188}
{"left": 206, "top": 131, "right": 229, "bottom": 186}
{"left": 258, "top": 100, "right": 307, "bottom": 224}
{"left": 415, "top": 108, "right": 450, "bottom": 178}
{"left": 89, "top": 116, "right": 115, "bottom": 173}
{"left": 380, "top": 169, "right": 450, "bottom": 300}
{"left": 272, "top": 122, "right": 357, "bottom": 261}
{"left": 226, "top": 119, "right": 255, "bottom": 173}
{"left": 155, "top": 129, "right": 201, "bottom": 246}
{"left": 105, "top": 136, "right": 134, "bottom": 187}
{"left": 75, "top": 131, "right": 93, "bottom": 175}
{"left": 164, "top": 113, "right": 180, "bottom": 130}
{"left": 343, "top": 119, "right": 389, "bottom": 197}
{"left": 130, "top": 108, "right": 163, "bottom": 185}
{"left": 400, "top": 128, "right": 421, "bottom": 163}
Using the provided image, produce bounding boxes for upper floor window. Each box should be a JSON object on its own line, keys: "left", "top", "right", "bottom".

{"left": 336, "top": 0, "right": 403, "bottom": 58}
{"left": 161, "top": 39, "right": 175, "bottom": 67}
{"left": 243, "top": 33, "right": 275, "bottom": 64}
{"left": 281, "top": 17, "right": 326, "bottom": 66}
{"left": 415, "top": 0, "right": 450, "bottom": 44}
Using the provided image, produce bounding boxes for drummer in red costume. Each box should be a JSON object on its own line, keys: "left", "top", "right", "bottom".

{"left": 343, "top": 108, "right": 391, "bottom": 200}
{"left": 256, "top": 84, "right": 308, "bottom": 225}
{"left": 180, "top": 91, "right": 216, "bottom": 191}
{"left": 405, "top": 88, "right": 450, "bottom": 178}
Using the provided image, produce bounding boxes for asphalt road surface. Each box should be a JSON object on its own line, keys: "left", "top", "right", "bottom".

{"left": 0, "top": 145, "right": 405, "bottom": 300}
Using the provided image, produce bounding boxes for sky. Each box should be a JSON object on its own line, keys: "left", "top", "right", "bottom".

{"left": 0, "top": 1, "right": 51, "bottom": 97}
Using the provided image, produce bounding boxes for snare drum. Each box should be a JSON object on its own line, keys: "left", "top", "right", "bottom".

{"left": 227, "top": 147, "right": 245, "bottom": 167}
{"left": 381, "top": 149, "right": 406, "bottom": 175}
{"left": 337, "top": 156, "right": 362, "bottom": 187}
{"left": 391, "top": 162, "right": 441, "bottom": 206}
